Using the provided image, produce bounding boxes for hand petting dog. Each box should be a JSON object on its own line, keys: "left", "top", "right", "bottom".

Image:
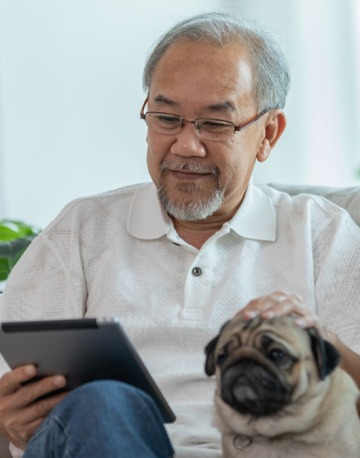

{"left": 205, "top": 292, "right": 360, "bottom": 457}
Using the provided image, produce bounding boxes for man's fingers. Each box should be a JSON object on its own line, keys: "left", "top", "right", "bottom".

{"left": 28, "top": 390, "right": 68, "bottom": 421}
{"left": 0, "top": 365, "right": 37, "bottom": 396}
{"left": 1, "top": 386, "right": 68, "bottom": 449}
{"left": 13, "top": 375, "right": 67, "bottom": 409}
{"left": 8, "top": 390, "right": 68, "bottom": 433}
{"left": 238, "top": 291, "right": 317, "bottom": 328}
{"left": 240, "top": 291, "right": 303, "bottom": 317}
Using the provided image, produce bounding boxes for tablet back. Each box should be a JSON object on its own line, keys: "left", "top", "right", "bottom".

{"left": 0, "top": 318, "right": 176, "bottom": 423}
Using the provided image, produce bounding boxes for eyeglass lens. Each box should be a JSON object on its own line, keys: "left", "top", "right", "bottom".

{"left": 144, "top": 113, "right": 235, "bottom": 141}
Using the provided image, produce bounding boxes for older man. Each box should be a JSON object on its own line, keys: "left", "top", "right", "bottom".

{"left": 0, "top": 12, "right": 359, "bottom": 458}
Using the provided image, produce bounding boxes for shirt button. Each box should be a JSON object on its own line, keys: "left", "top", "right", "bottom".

{"left": 192, "top": 267, "right": 202, "bottom": 277}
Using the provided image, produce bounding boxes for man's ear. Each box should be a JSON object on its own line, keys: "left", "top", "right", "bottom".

{"left": 256, "top": 110, "right": 287, "bottom": 163}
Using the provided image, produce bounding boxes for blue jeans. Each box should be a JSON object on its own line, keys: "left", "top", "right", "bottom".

{"left": 24, "top": 381, "right": 174, "bottom": 458}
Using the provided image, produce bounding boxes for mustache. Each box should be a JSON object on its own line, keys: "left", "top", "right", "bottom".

{"left": 160, "top": 160, "right": 219, "bottom": 176}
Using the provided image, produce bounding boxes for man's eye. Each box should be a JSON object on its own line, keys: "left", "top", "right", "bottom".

{"left": 201, "top": 121, "right": 231, "bottom": 131}
{"left": 156, "top": 115, "right": 179, "bottom": 125}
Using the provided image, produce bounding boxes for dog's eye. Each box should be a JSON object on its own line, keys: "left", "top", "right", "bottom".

{"left": 216, "top": 352, "right": 227, "bottom": 366}
{"left": 268, "top": 349, "right": 287, "bottom": 362}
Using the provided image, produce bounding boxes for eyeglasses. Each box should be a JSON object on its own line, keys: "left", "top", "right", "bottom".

{"left": 140, "top": 99, "right": 270, "bottom": 142}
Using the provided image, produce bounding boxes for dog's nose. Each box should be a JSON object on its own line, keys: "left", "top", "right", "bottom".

{"left": 224, "top": 357, "right": 256, "bottom": 370}
{"left": 220, "top": 360, "right": 292, "bottom": 417}
{"left": 237, "top": 358, "right": 254, "bottom": 366}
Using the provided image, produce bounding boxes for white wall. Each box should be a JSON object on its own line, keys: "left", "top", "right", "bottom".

{"left": 221, "top": 0, "right": 360, "bottom": 188}
{"left": 0, "top": 0, "right": 359, "bottom": 228}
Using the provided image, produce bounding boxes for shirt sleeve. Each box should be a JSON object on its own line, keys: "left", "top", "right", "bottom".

{"left": 9, "top": 443, "right": 24, "bottom": 458}
{"left": 0, "top": 228, "right": 87, "bottom": 324}
{"left": 314, "top": 207, "right": 360, "bottom": 354}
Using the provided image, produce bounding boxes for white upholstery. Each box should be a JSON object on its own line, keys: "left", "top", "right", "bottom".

{"left": 268, "top": 183, "right": 360, "bottom": 225}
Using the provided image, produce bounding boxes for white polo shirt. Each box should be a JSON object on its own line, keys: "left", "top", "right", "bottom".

{"left": 2, "top": 182, "right": 360, "bottom": 457}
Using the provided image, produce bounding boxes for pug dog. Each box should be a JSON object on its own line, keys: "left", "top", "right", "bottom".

{"left": 204, "top": 315, "right": 360, "bottom": 458}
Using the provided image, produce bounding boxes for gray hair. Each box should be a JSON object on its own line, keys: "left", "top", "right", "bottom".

{"left": 142, "top": 12, "right": 290, "bottom": 111}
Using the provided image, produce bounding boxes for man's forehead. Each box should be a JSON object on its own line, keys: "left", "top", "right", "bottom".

{"left": 149, "top": 40, "right": 255, "bottom": 109}
{"left": 157, "top": 38, "right": 250, "bottom": 69}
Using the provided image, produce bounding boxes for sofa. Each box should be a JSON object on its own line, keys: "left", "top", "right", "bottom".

{"left": 0, "top": 183, "right": 359, "bottom": 457}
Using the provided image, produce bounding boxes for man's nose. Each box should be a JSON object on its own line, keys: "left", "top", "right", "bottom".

{"left": 170, "top": 122, "right": 206, "bottom": 157}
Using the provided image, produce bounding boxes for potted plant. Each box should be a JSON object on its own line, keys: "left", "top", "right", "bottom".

{"left": 0, "top": 220, "right": 40, "bottom": 289}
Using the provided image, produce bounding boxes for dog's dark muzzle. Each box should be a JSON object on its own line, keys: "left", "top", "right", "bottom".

{"left": 220, "top": 357, "right": 292, "bottom": 417}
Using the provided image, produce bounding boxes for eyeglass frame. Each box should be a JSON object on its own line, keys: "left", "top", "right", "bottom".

{"left": 140, "top": 98, "right": 272, "bottom": 140}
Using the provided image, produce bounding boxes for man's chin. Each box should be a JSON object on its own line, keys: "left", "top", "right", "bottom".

{"left": 173, "top": 181, "right": 203, "bottom": 194}
{"left": 158, "top": 186, "right": 224, "bottom": 222}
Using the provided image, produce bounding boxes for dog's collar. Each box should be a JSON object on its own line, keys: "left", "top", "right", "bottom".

{"left": 233, "top": 434, "right": 253, "bottom": 450}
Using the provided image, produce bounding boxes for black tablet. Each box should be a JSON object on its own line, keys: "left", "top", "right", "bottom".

{"left": 0, "top": 317, "right": 176, "bottom": 423}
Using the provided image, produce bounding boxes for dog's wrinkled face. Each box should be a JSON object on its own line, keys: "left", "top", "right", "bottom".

{"left": 205, "top": 316, "right": 340, "bottom": 418}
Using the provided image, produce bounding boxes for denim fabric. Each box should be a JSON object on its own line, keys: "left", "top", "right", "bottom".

{"left": 23, "top": 380, "right": 174, "bottom": 458}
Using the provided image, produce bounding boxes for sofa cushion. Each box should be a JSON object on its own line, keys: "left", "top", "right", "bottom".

{"left": 268, "top": 184, "right": 360, "bottom": 226}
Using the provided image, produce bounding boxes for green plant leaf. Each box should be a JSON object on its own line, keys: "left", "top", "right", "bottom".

{"left": 0, "top": 258, "right": 10, "bottom": 281}
{"left": 0, "top": 219, "right": 41, "bottom": 280}
{"left": 0, "top": 220, "right": 39, "bottom": 242}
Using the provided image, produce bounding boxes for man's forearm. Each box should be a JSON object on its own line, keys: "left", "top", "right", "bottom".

{"left": 335, "top": 337, "right": 360, "bottom": 416}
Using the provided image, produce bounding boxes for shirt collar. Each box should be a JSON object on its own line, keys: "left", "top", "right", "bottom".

{"left": 127, "top": 182, "right": 276, "bottom": 242}
{"left": 229, "top": 183, "right": 276, "bottom": 241}
{"left": 127, "top": 183, "right": 169, "bottom": 239}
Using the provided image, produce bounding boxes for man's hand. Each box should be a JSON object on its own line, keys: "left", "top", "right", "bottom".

{"left": 236, "top": 290, "right": 318, "bottom": 328}
{"left": 0, "top": 365, "right": 67, "bottom": 449}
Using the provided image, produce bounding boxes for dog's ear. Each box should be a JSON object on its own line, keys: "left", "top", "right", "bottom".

{"left": 204, "top": 334, "right": 220, "bottom": 376}
{"left": 204, "top": 320, "right": 230, "bottom": 376}
{"left": 307, "top": 327, "right": 341, "bottom": 380}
